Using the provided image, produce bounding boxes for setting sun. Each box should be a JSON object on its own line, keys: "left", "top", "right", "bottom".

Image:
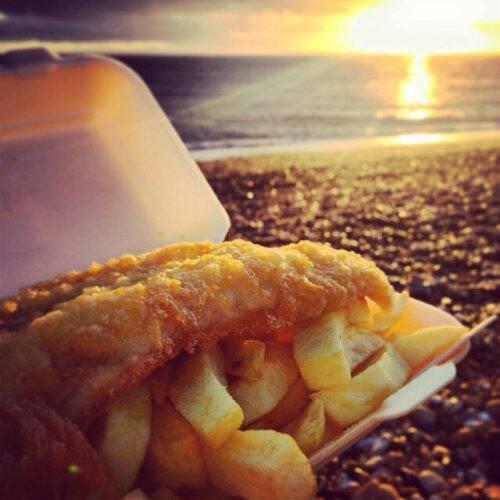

{"left": 398, "top": 54, "right": 434, "bottom": 120}
{"left": 348, "top": 0, "right": 496, "bottom": 54}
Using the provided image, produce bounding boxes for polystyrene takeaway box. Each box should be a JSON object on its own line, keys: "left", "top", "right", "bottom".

{"left": 0, "top": 48, "right": 229, "bottom": 297}
{"left": 0, "top": 48, "right": 495, "bottom": 474}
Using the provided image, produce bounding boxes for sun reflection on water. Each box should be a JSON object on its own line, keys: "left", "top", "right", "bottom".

{"left": 398, "top": 54, "right": 434, "bottom": 120}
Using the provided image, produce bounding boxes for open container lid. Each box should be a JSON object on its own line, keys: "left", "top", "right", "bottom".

{"left": 0, "top": 48, "right": 230, "bottom": 297}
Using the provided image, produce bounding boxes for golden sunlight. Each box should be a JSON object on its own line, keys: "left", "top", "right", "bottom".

{"left": 348, "top": 0, "right": 492, "bottom": 54}
{"left": 398, "top": 54, "right": 434, "bottom": 121}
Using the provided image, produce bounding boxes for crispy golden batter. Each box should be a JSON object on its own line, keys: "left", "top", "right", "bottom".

{"left": 0, "top": 239, "right": 392, "bottom": 498}
{"left": 0, "top": 242, "right": 216, "bottom": 331}
{"left": 1, "top": 240, "right": 391, "bottom": 426}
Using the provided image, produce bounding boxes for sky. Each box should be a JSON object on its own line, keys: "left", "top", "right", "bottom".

{"left": 0, "top": 0, "right": 499, "bottom": 55}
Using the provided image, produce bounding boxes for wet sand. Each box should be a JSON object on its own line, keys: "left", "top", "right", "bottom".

{"left": 200, "top": 140, "right": 499, "bottom": 499}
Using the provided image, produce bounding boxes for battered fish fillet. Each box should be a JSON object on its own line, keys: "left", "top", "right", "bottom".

{"left": 0, "top": 239, "right": 392, "bottom": 498}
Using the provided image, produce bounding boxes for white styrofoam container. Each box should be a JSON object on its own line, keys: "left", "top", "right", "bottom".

{"left": 1, "top": 48, "right": 495, "bottom": 491}
{"left": 0, "top": 48, "right": 229, "bottom": 297}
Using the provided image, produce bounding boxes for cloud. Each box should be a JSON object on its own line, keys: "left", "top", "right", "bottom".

{"left": 0, "top": 12, "right": 132, "bottom": 40}
{"left": 1, "top": 1, "right": 498, "bottom": 54}
{"left": 2, "top": 1, "right": 371, "bottom": 20}
{"left": 0, "top": 39, "right": 173, "bottom": 54}
{"left": 0, "top": 1, "right": 364, "bottom": 54}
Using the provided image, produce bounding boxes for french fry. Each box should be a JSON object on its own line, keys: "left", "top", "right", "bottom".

{"left": 313, "top": 343, "right": 409, "bottom": 428}
{"left": 94, "top": 383, "right": 151, "bottom": 491}
{"left": 369, "top": 291, "right": 409, "bottom": 334}
{"left": 381, "top": 343, "right": 412, "bottom": 388}
{"left": 223, "top": 339, "right": 266, "bottom": 381}
{"left": 149, "top": 362, "right": 176, "bottom": 405}
{"left": 203, "top": 430, "right": 316, "bottom": 500}
{"left": 169, "top": 349, "right": 244, "bottom": 448}
{"left": 284, "top": 399, "right": 326, "bottom": 456}
{"left": 144, "top": 400, "right": 208, "bottom": 491}
{"left": 229, "top": 343, "right": 298, "bottom": 425}
{"left": 342, "top": 326, "right": 385, "bottom": 371}
{"left": 249, "top": 377, "right": 310, "bottom": 430}
{"left": 293, "top": 311, "right": 350, "bottom": 390}
{"left": 392, "top": 325, "right": 467, "bottom": 371}
{"left": 267, "top": 342, "right": 300, "bottom": 384}
{"left": 205, "top": 345, "right": 228, "bottom": 387}
{"left": 345, "top": 298, "right": 372, "bottom": 327}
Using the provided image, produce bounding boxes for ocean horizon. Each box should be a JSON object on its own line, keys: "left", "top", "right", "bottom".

{"left": 117, "top": 54, "right": 500, "bottom": 154}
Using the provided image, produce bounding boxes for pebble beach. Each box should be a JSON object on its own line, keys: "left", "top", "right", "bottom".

{"left": 200, "top": 139, "right": 500, "bottom": 499}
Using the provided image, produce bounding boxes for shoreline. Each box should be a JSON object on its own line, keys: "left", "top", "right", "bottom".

{"left": 191, "top": 129, "right": 500, "bottom": 162}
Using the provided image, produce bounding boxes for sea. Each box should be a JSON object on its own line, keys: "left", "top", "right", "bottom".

{"left": 117, "top": 54, "right": 500, "bottom": 156}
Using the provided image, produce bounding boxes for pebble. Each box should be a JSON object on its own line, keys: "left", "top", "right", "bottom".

{"left": 372, "top": 467, "right": 394, "bottom": 483}
{"left": 432, "top": 445, "right": 450, "bottom": 461}
{"left": 483, "top": 427, "right": 500, "bottom": 460}
{"left": 364, "top": 455, "right": 385, "bottom": 471}
{"left": 400, "top": 466, "right": 419, "bottom": 485}
{"left": 385, "top": 451, "right": 405, "bottom": 471}
{"left": 351, "top": 466, "right": 371, "bottom": 483}
{"left": 450, "top": 427, "right": 476, "bottom": 447}
{"left": 352, "top": 480, "right": 400, "bottom": 500}
{"left": 336, "top": 479, "right": 359, "bottom": 496}
{"left": 452, "top": 486, "right": 475, "bottom": 500}
{"left": 485, "top": 485, "right": 500, "bottom": 498}
{"left": 429, "top": 394, "right": 444, "bottom": 409}
{"left": 465, "top": 469, "right": 485, "bottom": 484}
{"left": 412, "top": 407, "right": 437, "bottom": 430}
{"left": 408, "top": 494, "right": 424, "bottom": 500}
{"left": 371, "top": 435, "right": 392, "bottom": 455}
{"left": 486, "top": 398, "right": 500, "bottom": 420}
{"left": 443, "top": 397, "right": 464, "bottom": 416}
{"left": 427, "top": 461, "right": 445, "bottom": 475}
{"left": 453, "top": 448, "right": 474, "bottom": 467}
{"left": 418, "top": 470, "right": 449, "bottom": 494}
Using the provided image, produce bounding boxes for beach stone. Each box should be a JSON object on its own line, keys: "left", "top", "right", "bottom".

{"left": 386, "top": 451, "right": 405, "bottom": 471}
{"left": 390, "top": 435, "right": 408, "bottom": 451}
{"left": 371, "top": 434, "right": 392, "bottom": 454}
{"left": 400, "top": 466, "right": 419, "bottom": 486}
{"left": 427, "top": 461, "right": 446, "bottom": 475}
{"left": 412, "top": 407, "right": 437, "bottom": 430}
{"left": 418, "top": 470, "right": 449, "bottom": 494}
{"left": 483, "top": 427, "right": 500, "bottom": 460}
{"left": 364, "top": 455, "right": 385, "bottom": 471}
{"left": 485, "top": 485, "right": 500, "bottom": 498}
{"left": 450, "top": 427, "right": 476, "bottom": 447}
{"left": 336, "top": 479, "right": 359, "bottom": 495}
{"left": 453, "top": 448, "right": 474, "bottom": 466}
{"left": 486, "top": 399, "right": 500, "bottom": 420}
{"left": 465, "top": 469, "right": 485, "bottom": 484}
{"left": 355, "top": 435, "right": 376, "bottom": 453}
{"left": 452, "top": 486, "right": 475, "bottom": 500}
{"left": 429, "top": 394, "right": 444, "bottom": 409}
{"left": 351, "top": 466, "right": 371, "bottom": 483}
{"left": 372, "top": 467, "right": 394, "bottom": 483}
{"left": 408, "top": 494, "right": 424, "bottom": 500}
{"left": 352, "top": 480, "right": 400, "bottom": 500}
{"left": 432, "top": 445, "right": 450, "bottom": 461}
{"left": 443, "top": 397, "right": 464, "bottom": 415}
